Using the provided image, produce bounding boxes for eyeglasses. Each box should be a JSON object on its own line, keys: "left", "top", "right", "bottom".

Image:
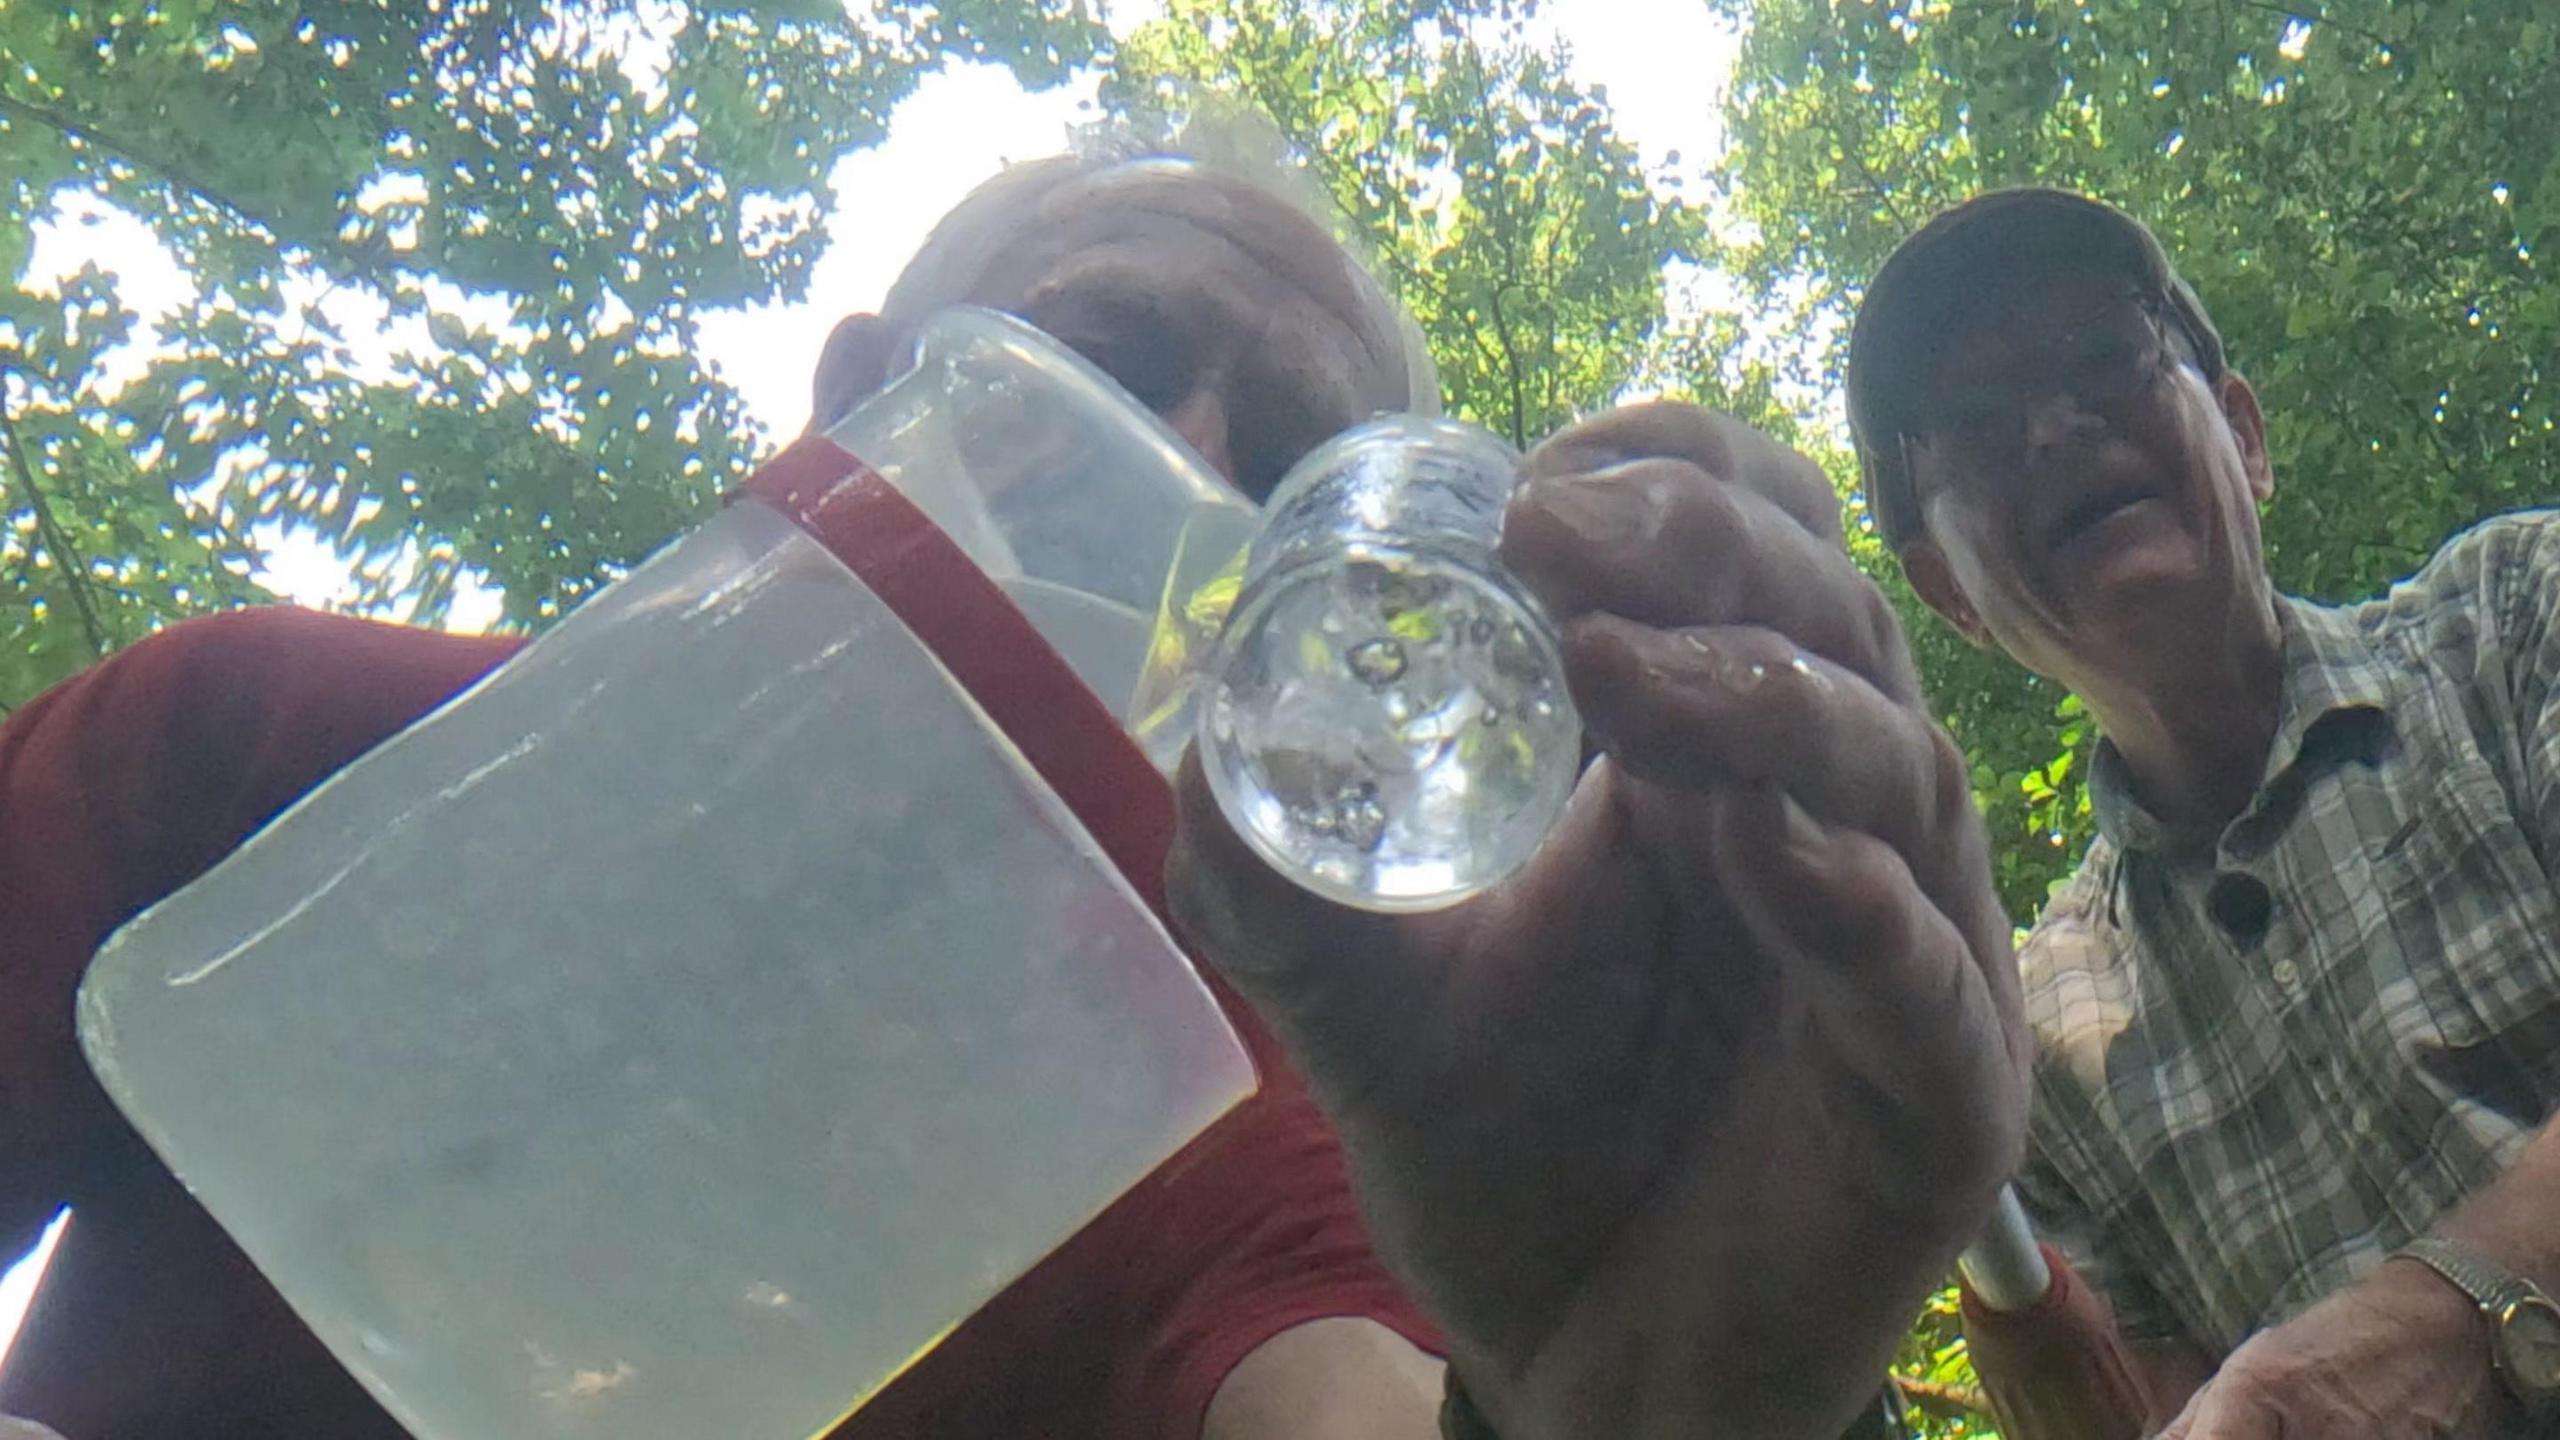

{"left": 1895, "top": 292, "right": 2183, "bottom": 510}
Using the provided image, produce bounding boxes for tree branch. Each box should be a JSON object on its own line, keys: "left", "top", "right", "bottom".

{"left": 0, "top": 92, "right": 391, "bottom": 289}
{"left": 1283, "top": 107, "right": 1514, "bottom": 409}
{"left": 1831, "top": 118, "right": 1911, "bottom": 232}
{"left": 0, "top": 382, "right": 112, "bottom": 659}
{"left": 0, "top": 94, "right": 276, "bottom": 236}
{"left": 1462, "top": 47, "right": 1534, "bottom": 446}
{"left": 1893, "top": 1374, "right": 1993, "bottom": 1422}
{"left": 2227, "top": 0, "right": 2401, "bottom": 57}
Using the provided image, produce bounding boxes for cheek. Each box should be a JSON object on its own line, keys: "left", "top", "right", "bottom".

{"left": 1934, "top": 515, "right": 2066, "bottom": 650}
{"left": 1927, "top": 497, "right": 2024, "bottom": 597}
{"left": 1226, "top": 336, "right": 1375, "bottom": 499}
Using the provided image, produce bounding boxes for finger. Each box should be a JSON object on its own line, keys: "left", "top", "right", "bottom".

{"left": 1561, "top": 615, "right": 1961, "bottom": 860}
{"left": 1502, "top": 458, "right": 1921, "bottom": 703}
{"left": 2157, "top": 1377, "right": 2280, "bottom": 1440}
{"left": 1563, "top": 611, "right": 2023, "bottom": 1059}
{"left": 1523, "top": 400, "right": 1843, "bottom": 543}
{"left": 1716, "top": 789, "right": 1977, "bottom": 1095}
{"left": 1711, "top": 789, "right": 2026, "bottom": 1202}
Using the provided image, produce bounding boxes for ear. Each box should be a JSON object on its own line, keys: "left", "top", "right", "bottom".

{"left": 1900, "top": 538, "right": 1994, "bottom": 650}
{"left": 2216, "top": 371, "right": 2274, "bottom": 506}
{"left": 807, "top": 313, "right": 903, "bottom": 436}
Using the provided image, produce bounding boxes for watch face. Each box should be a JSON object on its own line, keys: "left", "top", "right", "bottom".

{"left": 2502, "top": 1298, "right": 2560, "bottom": 1396}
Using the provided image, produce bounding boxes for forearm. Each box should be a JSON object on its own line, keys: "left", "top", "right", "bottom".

{"left": 2425, "top": 1112, "right": 2560, "bottom": 1298}
{"left": 1205, "top": 1318, "right": 1443, "bottom": 1440}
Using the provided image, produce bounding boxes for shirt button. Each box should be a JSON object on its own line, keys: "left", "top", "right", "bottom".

{"left": 2270, "top": 958, "right": 2301, "bottom": 989}
{"left": 2352, "top": 1106, "right": 2375, "bottom": 1137}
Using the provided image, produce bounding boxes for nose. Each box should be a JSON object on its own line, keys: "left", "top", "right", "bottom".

{"left": 1163, "top": 386, "right": 1237, "bottom": 484}
{"left": 2021, "top": 390, "right": 2105, "bottom": 457}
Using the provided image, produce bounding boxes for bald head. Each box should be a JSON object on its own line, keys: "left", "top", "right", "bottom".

{"left": 812, "top": 156, "right": 1424, "bottom": 501}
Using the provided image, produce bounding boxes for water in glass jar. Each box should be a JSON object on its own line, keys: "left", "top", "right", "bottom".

{"left": 1200, "top": 417, "right": 1581, "bottom": 911}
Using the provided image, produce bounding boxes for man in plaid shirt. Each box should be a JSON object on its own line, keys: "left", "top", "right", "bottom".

{"left": 1849, "top": 189, "right": 2560, "bottom": 1435}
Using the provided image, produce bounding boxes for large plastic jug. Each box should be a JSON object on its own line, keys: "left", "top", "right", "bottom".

{"left": 74, "top": 308, "right": 1261, "bottom": 1440}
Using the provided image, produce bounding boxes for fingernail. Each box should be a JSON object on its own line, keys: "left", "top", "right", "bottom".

{"left": 1680, "top": 631, "right": 1766, "bottom": 693}
{"left": 1528, "top": 466, "right": 1655, "bottom": 547}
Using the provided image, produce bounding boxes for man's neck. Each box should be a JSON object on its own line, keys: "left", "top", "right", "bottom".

{"left": 2083, "top": 586, "right": 2287, "bottom": 834}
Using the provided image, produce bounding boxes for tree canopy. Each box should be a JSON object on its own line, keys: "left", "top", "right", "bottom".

{"left": 0, "top": 0, "right": 1097, "bottom": 705}
{"left": 1105, "top": 0, "right": 1707, "bottom": 454}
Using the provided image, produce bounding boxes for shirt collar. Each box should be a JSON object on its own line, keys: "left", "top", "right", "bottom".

{"left": 2089, "top": 595, "right": 2396, "bottom": 857}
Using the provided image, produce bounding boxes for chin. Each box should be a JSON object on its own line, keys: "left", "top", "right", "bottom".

{"left": 2063, "top": 574, "right": 2237, "bottom": 672}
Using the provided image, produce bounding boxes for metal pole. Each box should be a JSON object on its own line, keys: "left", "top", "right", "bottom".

{"left": 1956, "top": 1183, "right": 2050, "bottom": 1313}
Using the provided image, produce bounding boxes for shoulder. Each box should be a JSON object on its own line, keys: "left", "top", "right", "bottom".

{"left": 2017, "top": 841, "right": 2124, "bottom": 997}
{"left": 2352, "top": 509, "right": 2560, "bottom": 641}
{"left": 105, "top": 604, "right": 520, "bottom": 711}
{"left": 0, "top": 606, "right": 522, "bottom": 914}
{"left": 5, "top": 605, "right": 521, "bottom": 802}
{"left": 2017, "top": 841, "right": 2141, "bottom": 1097}
{"left": 2408, "top": 508, "right": 2560, "bottom": 590}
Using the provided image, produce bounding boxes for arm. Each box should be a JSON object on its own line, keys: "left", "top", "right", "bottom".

{"left": 0, "top": 608, "right": 516, "bottom": 1437}
{"left": 2149, "top": 518, "right": 2560, "bottom": 1438}
{"left": 1170, "top": 404, "right": 2031, "bottom": 1439}
{"left": 1204, "top": 1323, "right": 1930, "bottom": 1440}
{"left": 1207, "top": 1319, "right": 1443, "bottom": 1440}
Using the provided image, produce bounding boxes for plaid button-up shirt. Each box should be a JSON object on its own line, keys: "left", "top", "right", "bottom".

{"left": 2016, "top": 511, "right": 2560, "bottom": 1356}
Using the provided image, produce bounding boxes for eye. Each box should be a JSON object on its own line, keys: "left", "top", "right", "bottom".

{"left": 1062, "top": 325, "right": 1197, "bottom": 413}
{"left": 2069, "top": 331, "right": 2144, "bottom": 390}
{"left": 1033, "top": 289, "right": 1203, "bottom": 414}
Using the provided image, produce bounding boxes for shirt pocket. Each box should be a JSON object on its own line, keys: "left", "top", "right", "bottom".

{"left": 2348, "top": 758, "right": 2560, "bottom": 1129}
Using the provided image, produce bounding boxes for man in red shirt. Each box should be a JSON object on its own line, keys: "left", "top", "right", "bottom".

{"left": 0, "top": 155, "right": 1450, "bottom": 1439}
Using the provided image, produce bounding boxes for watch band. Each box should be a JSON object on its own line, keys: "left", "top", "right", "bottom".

{"left": 2395, "top": 1234, "right": 2560, "bottom": 1418}
{"left": 2400, "top": 1235, "right": 2529, "bottom": 1313}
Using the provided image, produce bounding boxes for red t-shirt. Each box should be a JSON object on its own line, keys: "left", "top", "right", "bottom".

{"left": 0, "top": 605, "right": 1439, "bottom": 1437}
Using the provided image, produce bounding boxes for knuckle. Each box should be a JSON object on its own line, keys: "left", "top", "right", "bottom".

{"left": 1924, "top": 725, "right": 1975, "bottom": 827}
{"left": 1661, "top": 459, "right": 1749, "bottom": 549}
{"left": 1847, "top": 575, "right": 1914, "bottom": 674}
{"left": 1754, "top": 646, "right": 1834, "bottom": 740}
{"left": 1737, "top": 442, "right": 1842, "bottom": 541}
{"left": 1623, "top": 454, "right": 1701, "bottom": 514}
{"left": 1812, "top": 829, "right": 1920, "bottom": 954}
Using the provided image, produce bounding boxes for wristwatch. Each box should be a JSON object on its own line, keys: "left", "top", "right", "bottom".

{"left": 2394, "top": 1234, "right": 2560, "bottom": 1420}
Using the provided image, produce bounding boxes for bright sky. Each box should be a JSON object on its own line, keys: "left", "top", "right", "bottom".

{"left": 0, "top": 0, "right": 1740, "bottom": 1383}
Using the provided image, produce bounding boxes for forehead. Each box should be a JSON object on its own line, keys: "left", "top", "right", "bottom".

{"left": 936, "top": 163, "right": 1406, "bottom": 401}
{"left": 966, "top": 168, "right": 1375, "bottom": 326}
{"left": 1918, "top": 267, "right": 2138, "bottom": 383}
